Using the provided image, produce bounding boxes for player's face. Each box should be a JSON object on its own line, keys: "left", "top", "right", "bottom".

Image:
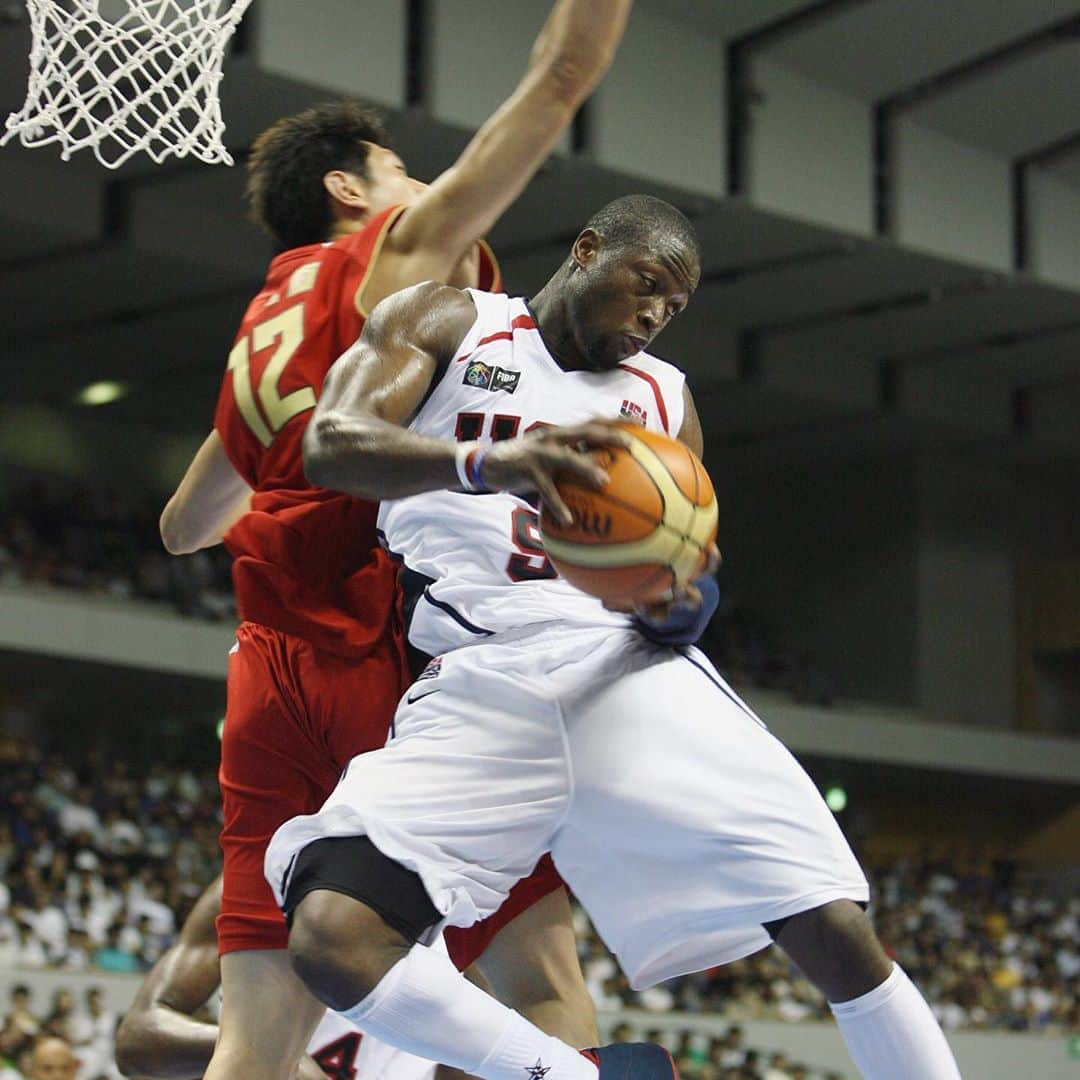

{"left": 358, "top": 143, "right": 427, "bottom": 217}
{"left": 569, "top": 234, "right": 698, "bottom": 371}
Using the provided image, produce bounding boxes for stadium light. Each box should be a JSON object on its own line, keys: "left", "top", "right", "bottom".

{"left": 75, "top": 380, "right": 128, "bottom": 406}
{"left": 825, "top": 785, "right": 848, "bottom": 813}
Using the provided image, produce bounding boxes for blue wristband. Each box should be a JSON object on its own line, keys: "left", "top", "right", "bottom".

{"left": 633, "top": 574, "right": 719, "bottom": 647}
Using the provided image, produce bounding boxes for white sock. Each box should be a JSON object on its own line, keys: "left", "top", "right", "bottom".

{"left": 340, "top": 943, "right": 597, "bottom": 1080}
{"left": 829, "top": 963, "right": 961, "bottom": 1079}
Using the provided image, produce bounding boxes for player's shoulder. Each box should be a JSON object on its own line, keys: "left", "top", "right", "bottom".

{"left": 380, "top": 279, "right": 476, "bottom": 316}
{"left": 330, "top": 204, "right": 411, "bottom": 263}
{"left": 626, "top": 348, "right": 686, "bottom": 382}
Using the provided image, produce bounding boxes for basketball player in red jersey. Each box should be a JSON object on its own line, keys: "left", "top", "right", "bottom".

{"left": 159, "top": 4, "right": 632, "bottom": 1078}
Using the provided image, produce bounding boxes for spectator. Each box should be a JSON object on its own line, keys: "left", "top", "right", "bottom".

{"left": 41, "top": 991, "right": 74, "bottom": 1043}
{"left": 762, "top": 1052, "right": 792, "bottom": 1080}
{"left": 56, "top": 788, "right": 100, "bottom": 842}
{"left": 92, "top": 924, "right": 140, "bottom": 973}
{"left": 26, "top": 1035, "right": 78, "bottom": 1080}
{"left": 70, "top": 988, "right": 116, "bottom": 1080}
{"left": 3, "top": 986, "right": 39, "bottom": 1062}
{"left": 13, "top": 922, "right": 47, "bottom": 970}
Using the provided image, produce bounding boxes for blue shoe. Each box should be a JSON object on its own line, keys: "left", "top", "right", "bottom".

{"left": 580, "top": 1043, "right": 678, "bottom": 1080}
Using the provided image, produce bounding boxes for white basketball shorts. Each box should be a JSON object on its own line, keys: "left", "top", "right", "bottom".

{"left": 266, "top": 622, "right": 868, "bottom": 988}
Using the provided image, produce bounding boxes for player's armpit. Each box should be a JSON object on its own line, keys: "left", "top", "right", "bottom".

{"left": 303, "top": 283, "right": 476, "bottom": 499}
{"left": 160, "top": 429, "right": 252, "bottom": 555}
{"left": 677, "top": 382, "right": 704, "bottom": 459}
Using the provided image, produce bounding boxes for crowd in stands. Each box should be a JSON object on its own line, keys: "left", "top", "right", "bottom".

{"left": 0, "top": 478, "right": 834, "bottom": 703}
{"left": 575, "top": 857, "right": 1079, "bottom": 1038}
{"left": 1, "top": 742, "right": 1077, "bottom": 1077}
{"left": 0, "top": 747, "right": 220, "bottom": 979}
{"left": 0, "top": 480, "right": 233, "bottom": 622}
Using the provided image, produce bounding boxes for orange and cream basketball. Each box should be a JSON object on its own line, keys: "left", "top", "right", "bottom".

{"left": 540, "top": 425, "right": 717, "bottom": 607}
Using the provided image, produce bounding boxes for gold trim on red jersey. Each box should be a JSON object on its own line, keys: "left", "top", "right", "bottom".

{"left": 477, "top": 237, "right": 502, "bottom": 293}
{"left": 354, "top": 203, "right": 411, "bottom": 320}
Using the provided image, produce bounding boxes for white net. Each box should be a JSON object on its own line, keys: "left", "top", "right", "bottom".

{"left": 2, "top": 0, "right": 255, "bottom": 169}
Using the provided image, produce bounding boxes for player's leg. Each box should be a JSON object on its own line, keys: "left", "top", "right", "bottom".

{"left": 459, "top": 865, "right": 598, "bottom": 1049}
{"left": 206, "top": 622, "right": 345, "bottom": 1080}
{"left": 210, "top": 950, "right": 327, "bottom": 1080}
{"left": 551, "top": 636, "right": 959, "bottom": 1080}
{"left": 284, "top": 864, "right": 601, "bottom": 1080}
{"left": 770, "top": 902, "right": 960, "bottom": 1080}
{"left": 267, "top": 633, "right": 666, "bottom": 1080}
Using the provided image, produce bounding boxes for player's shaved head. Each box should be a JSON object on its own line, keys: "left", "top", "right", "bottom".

{"left": 29, "top": 1036, "right": 78, "bottom": 1079}
{"left": 247, "top": 100, "right": 390, "bottom": 250}
{"left": 582, "top": 195, "right": 700, "bottom": 286}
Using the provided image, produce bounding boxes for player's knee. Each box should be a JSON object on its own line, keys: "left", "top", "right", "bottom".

{"left": 774, "top": 898, "right": 890, "bottom": 1001}
{"left": 289, "top": 889, "right": 402, "bottom": 1010}
{"left": 283, "top": 836, "right": 440, "bottom": 1009}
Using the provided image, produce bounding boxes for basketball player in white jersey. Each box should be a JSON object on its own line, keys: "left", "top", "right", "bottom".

{"left": 265, "top": 195, "right": 963, "bottom": 1080}
{"left": 115, "top": 874, "right": 439, "bottom": 1080}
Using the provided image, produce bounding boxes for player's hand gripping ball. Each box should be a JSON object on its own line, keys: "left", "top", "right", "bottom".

{"left": 540, "top": 423, "right": 718, "bottom": 608}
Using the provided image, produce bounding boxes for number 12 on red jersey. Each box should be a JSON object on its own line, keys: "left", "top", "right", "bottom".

{"left": 227, "top": 304, "right": 316, "bottom": 448}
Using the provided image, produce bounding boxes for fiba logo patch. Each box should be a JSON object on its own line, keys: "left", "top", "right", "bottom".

{"left": 619, "top": 399, "right": 647, "bottom": 425}
{"left": 464, "top": 360, "right": 493, "bottom": 388}
{"left": 463, "top": 361, "right": 522, "bottom": 394}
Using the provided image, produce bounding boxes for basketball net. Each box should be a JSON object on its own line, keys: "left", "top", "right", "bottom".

{"left": 2, "top": 0, "right": 255, "bottom": 169}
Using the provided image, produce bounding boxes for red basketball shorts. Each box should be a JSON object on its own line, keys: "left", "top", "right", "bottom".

{"left": 217, "top": 620, "right": 566, "bottom": 962}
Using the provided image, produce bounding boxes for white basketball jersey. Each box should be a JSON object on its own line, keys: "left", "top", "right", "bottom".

{"left": 377, "top": 290, "right": 687, "bottom": 657}
{"left": 307, "top": 1010, "right": 435, "bottom": 1080}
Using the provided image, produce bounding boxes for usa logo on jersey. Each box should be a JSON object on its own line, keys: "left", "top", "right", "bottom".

{"left": 620, "top": 399, "right": 647, "bottom": 425}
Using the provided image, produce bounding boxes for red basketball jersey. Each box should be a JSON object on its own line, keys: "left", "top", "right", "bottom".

{"left": 214, "top": 205, "right": 501, "bottom": 657}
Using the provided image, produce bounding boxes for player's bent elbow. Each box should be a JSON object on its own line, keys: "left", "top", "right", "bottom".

{"left": 159, "top": 504, "right": 195, "bottom": 556}
{"left": 301, "top": 417, "right": 338, "bottom": 490}
{"left": 114, "top": 1014, "right": 155, "bottom": 1077}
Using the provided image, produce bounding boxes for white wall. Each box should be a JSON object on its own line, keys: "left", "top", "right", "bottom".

{"left": 749, "top": 59, "right": 873, "bottom": 236}
{"left": 255, "top": 0, "right": 406, "bottom": 106}
{"left": 1028, "top": 169, "right": 1080, "bottom": 291}
{"left": 894, "top": 117, "right": 1011, "bottom": 271}
{"left": 0, "top": 586, "right": 233, "bottom": 678}
{"left": 592, "top": 7, "right": 725, "bottom": 196}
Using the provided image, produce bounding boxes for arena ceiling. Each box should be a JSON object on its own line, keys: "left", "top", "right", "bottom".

{"left": 2, "top": 0, "right": 1079, "bottom": 479}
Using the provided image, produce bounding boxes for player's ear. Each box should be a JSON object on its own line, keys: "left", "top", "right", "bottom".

{"left": 324, "top": 170, "right": 369, "bottom": 216}
{"left": 571, "top": 229, "right": 601, "bottom": 270}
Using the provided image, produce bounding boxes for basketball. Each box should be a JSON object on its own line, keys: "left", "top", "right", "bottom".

{"left": 540, "top": 424, "right": 718, "bottom": 607}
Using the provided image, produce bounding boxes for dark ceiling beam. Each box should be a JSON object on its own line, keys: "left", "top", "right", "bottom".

{"left": 699, "top": 241, "right": 857, "bottom": 287}
{"left": 735, "top": 275, "right": 993, "bottom": 385}
{"left": 1012, "top": 129, "right": 1080, "bottom": 271}
{"left": 7, "top": 284, "right": 255, "bottom": 348}
{"left": 881, "top": 316, "right": 1080, "bottom": 367}
{"left": 741, "top": 274, "right": 993, "bottom": 341}
{"left": 874, "top": 12, "right": 1080, "bottom": 238}
{"left": 405, "top": 0, "right": 430, "bottom": 109}
{"left": 726, "top": 0, "right": 872, "bottom": 197}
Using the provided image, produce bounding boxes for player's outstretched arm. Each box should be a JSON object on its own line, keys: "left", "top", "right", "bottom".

{"left": 304, "top": 283, "right": 627, "bottom": 519}
{"left": 115, "top": 877, "right": 224, "bottom": 1079}
{"left": 363, "top": 0, "right": 633, "bottom": 310}
{"left": 159, "top": 430, "right": 252, "bottom": 555}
